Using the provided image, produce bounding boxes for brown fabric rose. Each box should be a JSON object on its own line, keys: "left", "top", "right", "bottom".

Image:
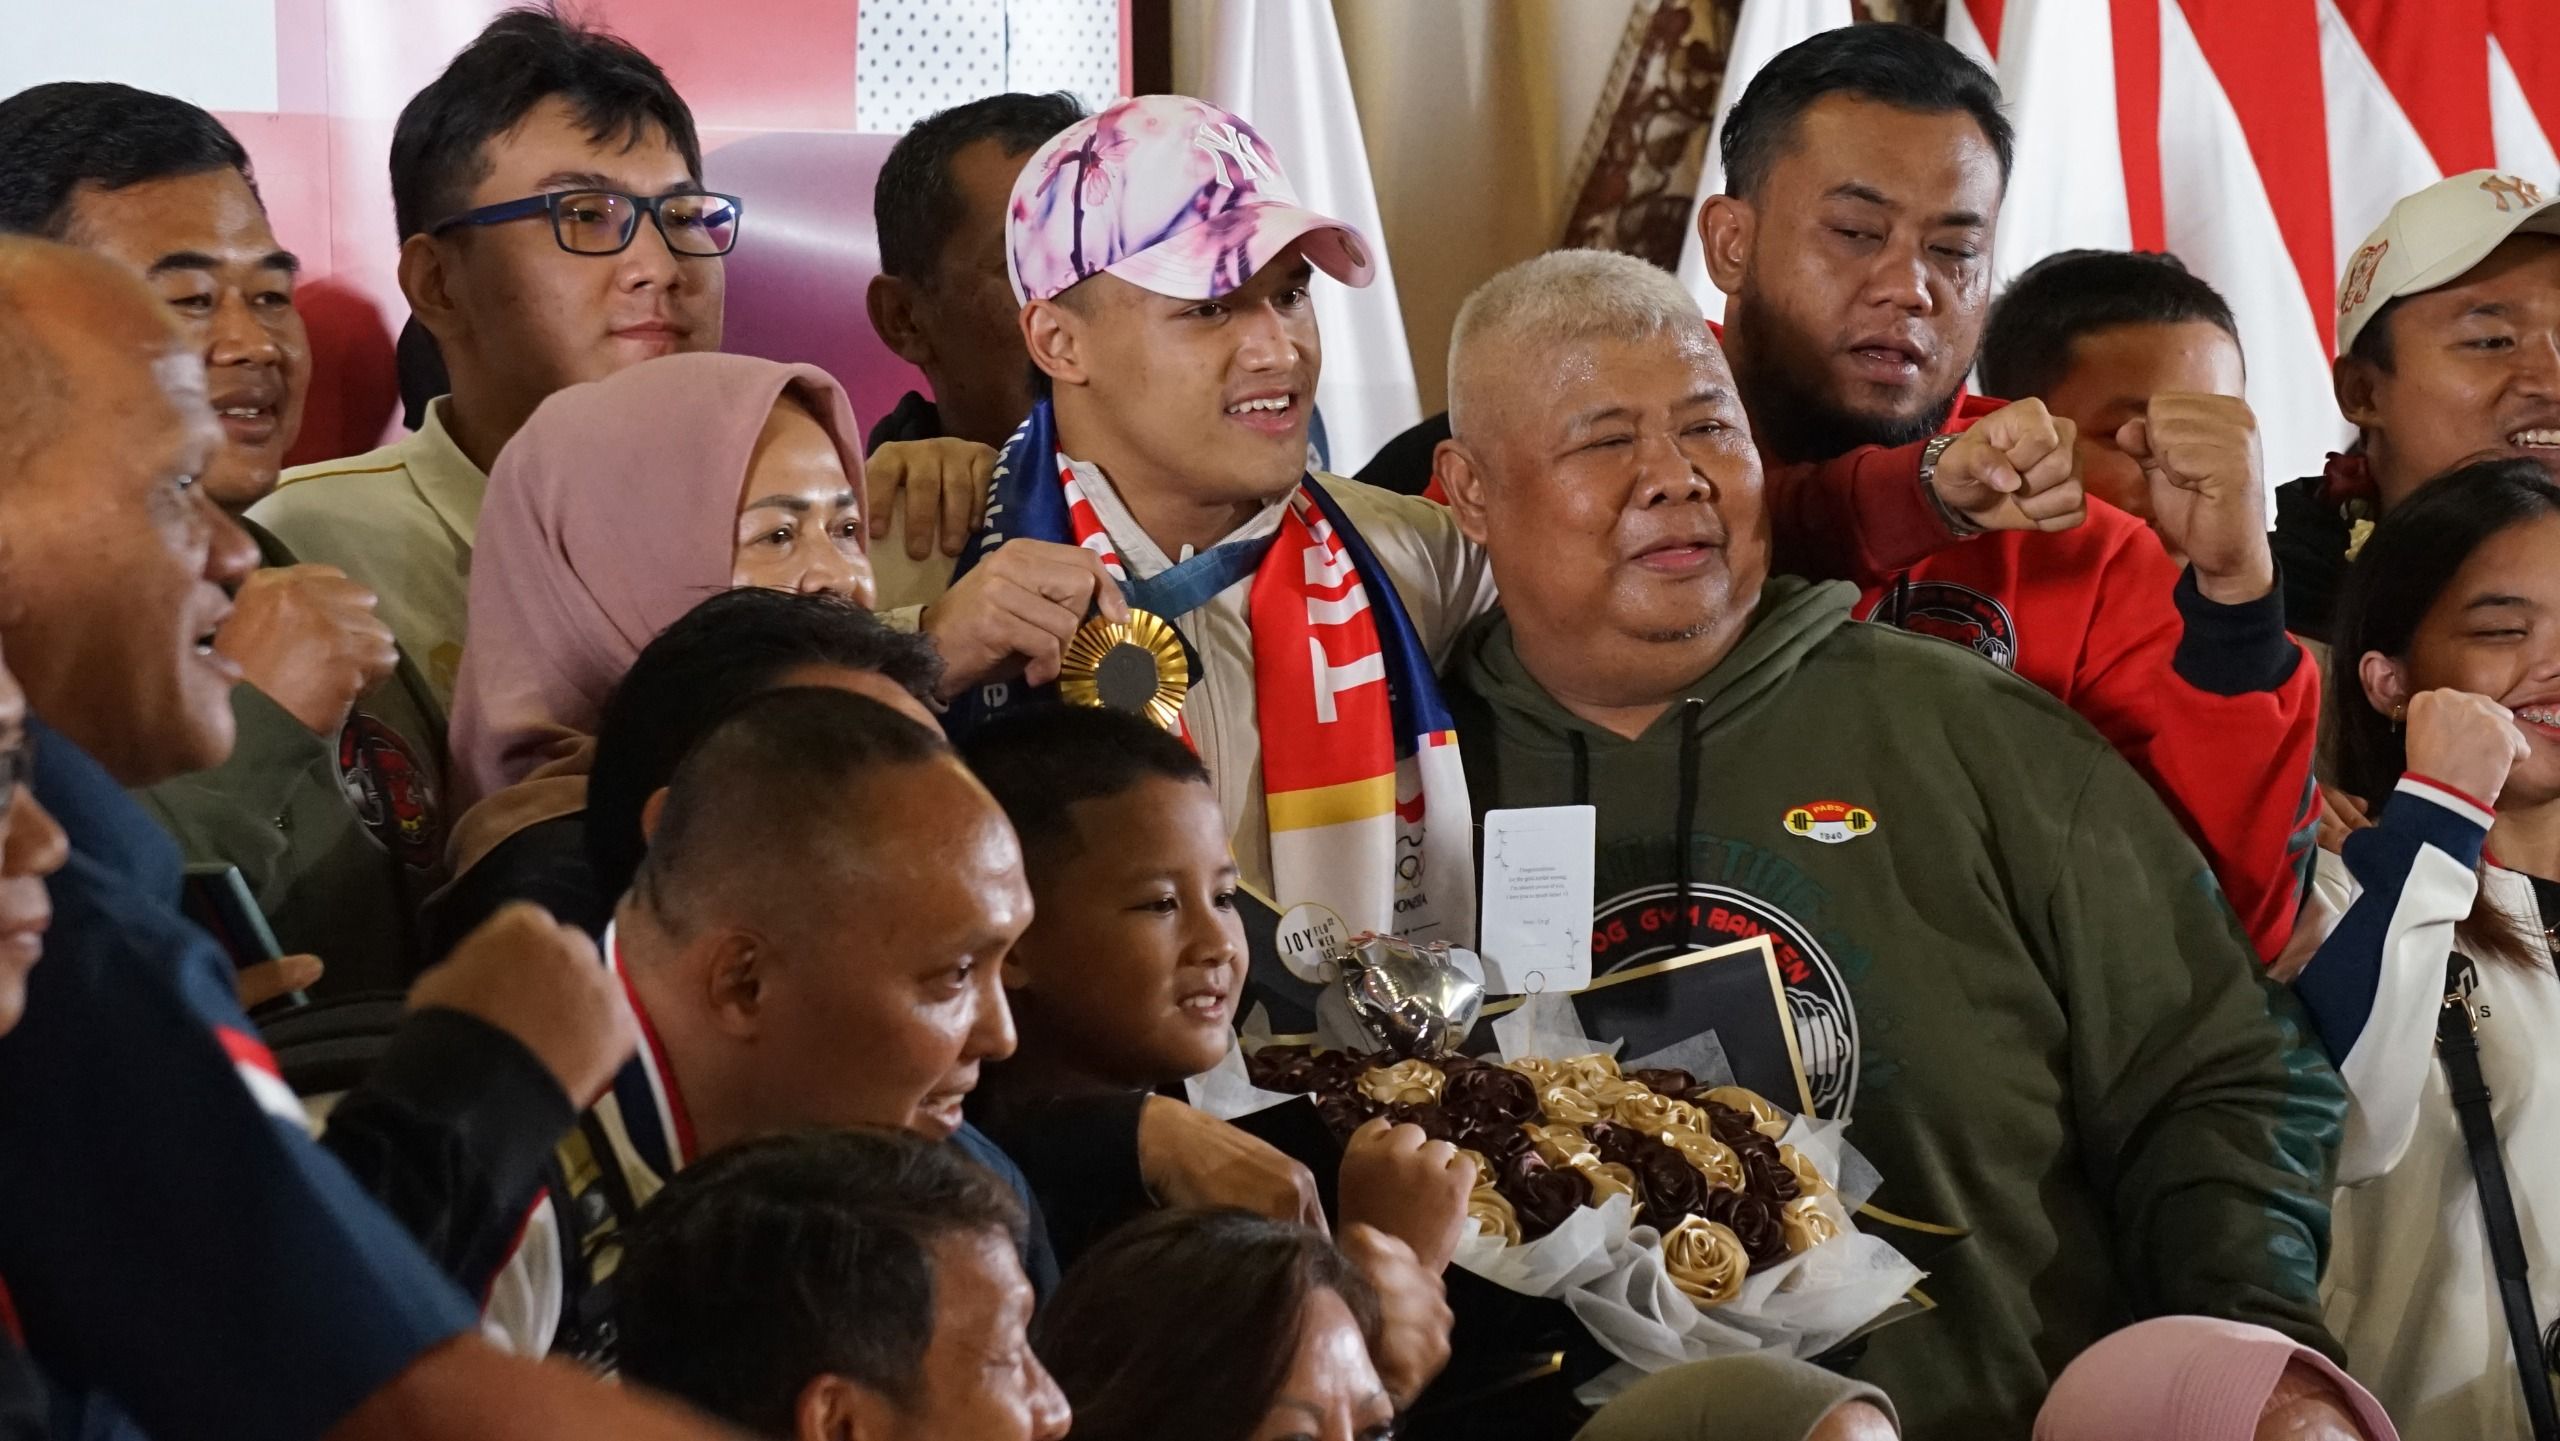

{"left": 1628, "top": 1066, "right": 1696, "bottom": 1096}
{"left": 1245, "top": 1043, "right": 1316, "bottom": 1092}
{"left": 1699, "top": 1086, "right": 1790, "bottom": 1140}
{"left": 1703, "top": 1187, "right": 1790, "bottom": 1270}
{"left": 1782, "top": 1195, "right": 1840, "bottom": 1255}
{"left": 1630, "top": 1145, "right": 1709, "bottom": 1224}
{"left": 1660, "top": 1216, "right": 1750, "bottom": 1308}
{"left": 1456, "top": 1116, "right": 1535, "bottom": 1163}
{"left": 1316, "top": 1090, "right": 1380, "bottom": 1140}
{"left": 1467, "top": 1186, "right": 1522, "bottom": 1246}
{"left": 1443, "top": 1063, "right": 1539, "bottom": 1128}
{"left": 1496, "top": 1152, "right": 1594, "bottom": 1240}
{"left": 1735, "top": 1134, "right": 1802, "bottom": 1205}
{"left": 1360, "top": 1058, "right": 1448, "bottom": 1107}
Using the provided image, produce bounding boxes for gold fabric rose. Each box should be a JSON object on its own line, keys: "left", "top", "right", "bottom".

{"left": 1587, "top": 1076, "right": 1649, "bottom": 1110}
{"left": 1659, "top": 1126, "right": 1746, "bottom": 1190}
{"left": 1660, "top": 1215, "right": 1750, "bottom": 1308}
{"left": 1611, "top": 1090, "right": 1681, "bottom": 1130}
{"left": 1566, "top": 1052, "right": 1623, "bottom": 1090}
{"left": 1782, "top": 1195, "right": 1840, "bottom": 1255}
{"left": 1503, "top": 1057, "right": 1569, "bottom": 1088}
{"left": 1359, "top": 1059, "right": 1448, "bottom": 1107}
{"left": 1468, "top": 1186, "right": 1522, "bottom": 1246}
{"left": 1538, "top": 1084, "right": 1603, "bottom": 1126}
{"left": 1702, "top": 1086, "right": 1791, "bottom": 1141}
{"left": 1525, "top": 1123, "right": 1595, "bottom": 1167}
{"left": 1569, "top": 1155, "right": 1639, "bottom": 1208}
{"left": 1779, "top": 1144, "right": 1833, "bottom": 1198}
{"left": 1457, "top": 1148, "right": 1496, "bottom": 1189}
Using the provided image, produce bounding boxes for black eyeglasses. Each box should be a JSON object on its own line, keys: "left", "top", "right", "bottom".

{"left": 428, "top": 189, "right": 744, "bottom": 257}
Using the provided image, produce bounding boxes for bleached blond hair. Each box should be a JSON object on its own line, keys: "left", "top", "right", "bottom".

{"left": 1446, "top": 248, "right": 1707, "bottom": 443}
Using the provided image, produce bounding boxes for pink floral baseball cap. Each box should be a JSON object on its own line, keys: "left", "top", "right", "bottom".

{"left": 1006, "top": 93, "right": 1377, "bottom": 305}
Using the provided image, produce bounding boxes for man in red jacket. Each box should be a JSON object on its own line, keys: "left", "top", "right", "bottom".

{"left": 1695, "top": 26, "right": 2316, "bottom": 965}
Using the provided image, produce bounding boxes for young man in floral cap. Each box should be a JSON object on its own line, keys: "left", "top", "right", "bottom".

{"left": 873, "top": 94, "right": 1494, "bottom": 951}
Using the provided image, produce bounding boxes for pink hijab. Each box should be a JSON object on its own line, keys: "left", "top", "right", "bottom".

{"left": 447, "top": 352, "right": 867, "bottom": 811}
{"left": 2035, "top": 1317, "right": 2398, "bottom": 1441}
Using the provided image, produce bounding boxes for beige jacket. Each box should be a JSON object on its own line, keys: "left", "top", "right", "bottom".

{"left": 250, "top": 398, "right": 485, "bottom": 715}
{"left": 875, "top": 460, "right": 1497, "bottom": 899}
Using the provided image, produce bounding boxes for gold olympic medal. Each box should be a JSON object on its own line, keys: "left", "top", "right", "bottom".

{"left": 1058, "top": 607, "right": 1190, "bottom": 731}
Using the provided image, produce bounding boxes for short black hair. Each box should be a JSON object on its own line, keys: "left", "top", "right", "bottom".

{"left": 2347, "top": 293, "right": 2411, "bottom": 374}
{"left": 959, "top": 704, "right": 1210, "bottom": 875}
{"left": 1720, "top": 24, "right": 2014, "bottom": 200}
{"left": 1978, "top": 249, "right": 2241, "bottom": 401}
{"left": 390, "top": 5, "right": 701, "bottom": 241}
{"left": 617, "top": 1129, "right": 1027, "bottom": 1437}
{"left": 591, "top": 589, "right": 944, "bottom": 903}
{"left": 875, "top": 91, "right": 1085, "bottom": 284}
{"left": 0, "top": 83, "right": 256, "bottom": 239}
{"left": 635, "top": 687, "right": 950, "bottom": 930}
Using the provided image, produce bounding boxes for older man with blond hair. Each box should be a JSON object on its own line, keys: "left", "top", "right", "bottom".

{"left": 1432, "top": 249, "right": 2344, "bottom": 1441}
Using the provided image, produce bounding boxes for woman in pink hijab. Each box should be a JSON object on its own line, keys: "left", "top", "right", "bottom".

{"left": 2036, "top": 1317, "right": 2399, "bottom": 1441}
{"left": 445, "top": 352, "right": 876, "bottom": 860}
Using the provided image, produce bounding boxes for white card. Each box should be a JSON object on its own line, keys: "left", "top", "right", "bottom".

{"left": 1476, "top": 805, "right": 1597, "bottom": 995}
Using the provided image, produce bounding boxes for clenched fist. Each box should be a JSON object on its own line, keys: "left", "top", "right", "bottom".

{"left": 920, "top": 538, "right": 1128, "bottom": 700}
{"left": 216, "top": 564, "right": 399, "bottom": 737}
{"left": 1337, "top": 1117, "right": 1473, "bottom": 1275}
{"left": 409, "top": 903, "right": 634, "bottom": 1106}
{"left": 1930, "top": 398, "right": 2086, "bottom": 534}
{"left": 2118, "top": 393, "right": 2273, "bottom": 604}
{"left": 2402, "top": 689, "right": 2533, "bottom": 811}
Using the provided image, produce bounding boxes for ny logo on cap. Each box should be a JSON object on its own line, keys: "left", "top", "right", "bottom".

{"left": 2480, "top": 174, "right": 2545, "bottom": 212}
{"left": 1193, "top": 122, "right": 1277, "bottom": 188}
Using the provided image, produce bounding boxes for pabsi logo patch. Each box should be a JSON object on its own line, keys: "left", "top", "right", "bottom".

{"left": 1783, "top": 801, "right": 1877, "bottom": 845}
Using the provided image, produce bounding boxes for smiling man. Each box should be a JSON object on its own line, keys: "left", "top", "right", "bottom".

{"left": 0, "top": 82, "right": 448, "bottom": 991}
{"left": 251, "top": 9, "right": 726, "bottom": 711}
{"left": 473, "top": 686, "right": 1057, "bottom": 1361}
{"left": 1432, "top": 249, "right": 2344, "bottom": 1441}
{"left": 871, "top": 95, "right": 1493, "bottom": 948}
{"left": 2275, "top": 170, "right": 2560, "bottom": 646}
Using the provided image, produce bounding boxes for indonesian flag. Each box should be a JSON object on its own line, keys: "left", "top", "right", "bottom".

{"left": 1672, "top": 0, "right": 1859, "bottom": 320}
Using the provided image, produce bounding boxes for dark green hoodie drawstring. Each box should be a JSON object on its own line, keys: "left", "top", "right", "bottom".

{"left": 1674, "top": 696, "right": 1706, "bottom": 949}
{"left": 1569, "top": 732, "right": 1590, "bottom": 806}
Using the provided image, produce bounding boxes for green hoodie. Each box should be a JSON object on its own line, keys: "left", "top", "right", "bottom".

{"left": 1445, "top": 576, "right": 2343, "bottom": 1441}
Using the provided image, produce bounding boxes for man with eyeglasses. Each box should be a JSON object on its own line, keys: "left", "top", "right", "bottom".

{"left": 251, "top": 8, "right": 731, "bottom": 713}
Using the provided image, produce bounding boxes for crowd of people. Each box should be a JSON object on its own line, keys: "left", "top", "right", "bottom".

{"left": 0, "top": 8, "right": 2553, "bottom": 1441}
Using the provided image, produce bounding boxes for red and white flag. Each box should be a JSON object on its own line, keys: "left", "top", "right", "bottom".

{"left": 2491, "top": 0, "right": 2560, "bottom": 182}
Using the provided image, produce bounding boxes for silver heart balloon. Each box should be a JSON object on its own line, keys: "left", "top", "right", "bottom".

{"left": 1328, "top": 932, "right": 1485, "bottom": 1058}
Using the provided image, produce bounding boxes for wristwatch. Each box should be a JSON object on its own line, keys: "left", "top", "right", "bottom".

{"left": 1917, "top": 432, "right": 1983, "bottom": 539}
